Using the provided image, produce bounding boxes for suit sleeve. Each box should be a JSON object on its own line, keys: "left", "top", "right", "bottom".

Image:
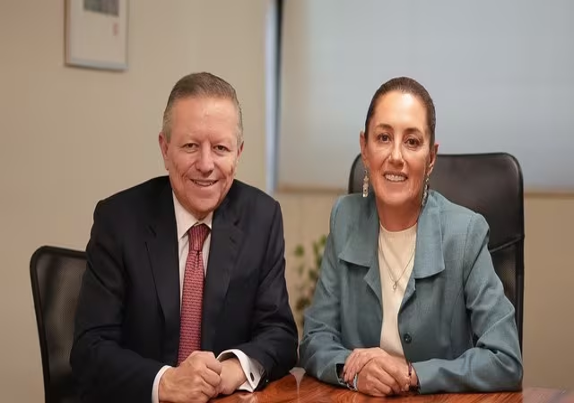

{"left": 413, "top": 214, "right": 523, "bottom": 393}
{"left": 231, "top": 201, "right": 299, "bottom": 386}
{"left": 70, "top": 201, "right": 164, "bottom": 402}
{"left": 298, "top": 198, "right": 352, "bottom": 386}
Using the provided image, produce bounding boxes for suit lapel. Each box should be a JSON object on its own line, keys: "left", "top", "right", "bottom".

{"left": 201, "top": 192, "right": 243, "bottom": 352}
{"left": 145, "top": 182, "right": 180, "bottom": 364}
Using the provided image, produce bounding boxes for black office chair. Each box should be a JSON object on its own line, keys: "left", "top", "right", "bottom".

{"left": 348, "top": 153, "right": 524, "bottom": 349}
{"left": 30, "top": 246, "right": 86, "bottom": 402}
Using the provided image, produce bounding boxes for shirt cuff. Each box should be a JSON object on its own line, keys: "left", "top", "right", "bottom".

{"left": 152, "top": 365, "right": 171, "bottom": 403}
{"left": 217, "top": 349, "right": 264, "bottom": 392}
{"left": 336, "top": 363, "right": 358, "bottom": 391}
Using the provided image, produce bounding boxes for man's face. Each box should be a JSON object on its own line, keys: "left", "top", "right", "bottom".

{"left": 159, "top": 96, "right": 243, "bottom": 219}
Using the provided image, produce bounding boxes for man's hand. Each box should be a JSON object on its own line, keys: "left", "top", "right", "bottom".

{"left": 356, "top": 355, "right": 410, "bottom": 396}
{"left": 158, "top": 351, "right": 222, "bottom": 403}
{"left": 217, "top": 358, "right": 247, "bottom": 396}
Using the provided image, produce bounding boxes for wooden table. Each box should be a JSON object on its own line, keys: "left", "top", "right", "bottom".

{"left": 213, "top": 369, "right": 574, "bottom": 403}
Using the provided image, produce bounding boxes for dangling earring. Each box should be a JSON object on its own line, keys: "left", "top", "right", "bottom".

{"left": 421, "top": 175, "right": 430, "bottom": 207}
{"left": 362, "top": 170, "right": 369, "bottom": 198}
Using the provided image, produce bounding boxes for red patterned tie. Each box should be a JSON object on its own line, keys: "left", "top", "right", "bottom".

{"left": 177, "top": 223, "right": 210, "bottom": 365}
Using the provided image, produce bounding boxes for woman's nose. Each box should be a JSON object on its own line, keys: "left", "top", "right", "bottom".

{"left": 390, "top": 142, "right": 403, "bottom": 163}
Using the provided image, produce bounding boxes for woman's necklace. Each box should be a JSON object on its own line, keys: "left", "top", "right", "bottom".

{"left": 382, "top": 244, "right": 416, "bottom": 291}
{"left": 384, "top": 248, "right": 415, "bottom": 290}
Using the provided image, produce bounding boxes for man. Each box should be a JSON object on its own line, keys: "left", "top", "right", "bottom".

{"left": 71, "top": 72, "right": 298, "bottom": 402}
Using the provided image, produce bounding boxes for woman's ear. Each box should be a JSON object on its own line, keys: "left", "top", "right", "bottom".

{"left": 359, "top": 130, "right": 368, "bottom": 166}
{"left": 427, "top": 143, "right": 439, "bottom": 176}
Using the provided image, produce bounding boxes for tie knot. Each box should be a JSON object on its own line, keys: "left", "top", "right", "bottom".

{"left": 189, "top": 223, "right": 210, "bottom": 252}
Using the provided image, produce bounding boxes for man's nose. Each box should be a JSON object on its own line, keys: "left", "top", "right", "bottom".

{"left": 196, "top": 148, "right": 215, "bottom": 173}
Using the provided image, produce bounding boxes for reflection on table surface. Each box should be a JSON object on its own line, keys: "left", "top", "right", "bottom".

{"left": 212, "top": 368, "right": 574, "bottom": 403}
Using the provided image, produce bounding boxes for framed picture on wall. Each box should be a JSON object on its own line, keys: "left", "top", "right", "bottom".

{"left": 65, "top": 0, "right": 128, "bottom": 71}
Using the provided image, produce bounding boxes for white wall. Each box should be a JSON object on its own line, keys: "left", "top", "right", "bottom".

{"left": 0, "top": 0, "right": 270, "bottom": 401}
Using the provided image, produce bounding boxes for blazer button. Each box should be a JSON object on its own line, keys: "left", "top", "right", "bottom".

{"left": 403, "top": 333, "right": 412, "bottom": 344}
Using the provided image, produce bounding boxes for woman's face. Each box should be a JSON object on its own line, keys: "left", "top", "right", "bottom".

{"left": 360, "top": 91, "right": 438, "bottom": 210}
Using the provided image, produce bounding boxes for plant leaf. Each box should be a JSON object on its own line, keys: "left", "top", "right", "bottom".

{"left": 294, "top": 245, "right": 305, "bottom": 257}
{"left": 315, "top": 255, "right": 322, "bottom": 270}
{"left": 295, "top": 297, "right": 311, "bottom": 311}
{"left": 308, "top": 270, "right": 318, "bottom": 282}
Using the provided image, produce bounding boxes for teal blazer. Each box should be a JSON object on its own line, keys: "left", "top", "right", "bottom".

{"left": 299, "top": 190, "right": 523, "bottom": 394}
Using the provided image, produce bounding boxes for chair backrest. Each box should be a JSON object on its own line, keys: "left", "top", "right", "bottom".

{"left": 30, "top": 246, "right": 86, "bottom": 402}
{"left": 348, "top": 153, "right": 524, "bottom": 349}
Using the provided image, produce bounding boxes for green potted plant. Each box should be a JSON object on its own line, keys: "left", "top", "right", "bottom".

{"left": 293, "top": 234, "right": 327, "bottom": 329}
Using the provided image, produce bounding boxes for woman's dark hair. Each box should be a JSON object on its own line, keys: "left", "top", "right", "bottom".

{"left": 364, "top": 77, "right": 436, "bottom": 147}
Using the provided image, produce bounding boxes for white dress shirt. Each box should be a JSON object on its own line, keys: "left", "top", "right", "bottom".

{"left": 151, "top": 193, "right": 263, "bottom": 402}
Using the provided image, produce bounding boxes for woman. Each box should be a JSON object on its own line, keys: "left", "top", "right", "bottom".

{"left": 299, "top": 77, "right": 523, "bottom": 396}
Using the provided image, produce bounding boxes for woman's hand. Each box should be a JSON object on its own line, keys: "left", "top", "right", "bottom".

{"left": 343, "top": 348, "right": 382, "bottom": 383}
{"left": 344, "top": 348, "right": 411, "bottom": 395}
{"left": 356, "top": 358, "right": 404, "bottom": 396}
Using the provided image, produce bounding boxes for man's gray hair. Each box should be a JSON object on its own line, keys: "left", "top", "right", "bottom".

{"left": 162, "top": 72, "right": 243, "bottom": 145}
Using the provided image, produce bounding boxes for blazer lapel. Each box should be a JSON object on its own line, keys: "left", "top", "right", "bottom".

{"left": 201, "top": 194, "right": 243, "bottom": 352}
{"left": 145, "top": 183, "right": 180, "bottom": 364}
{"left": 337, "top": 193, "right": 447, "bottom": 338}
{"left": 402, "top": 191, "right": 446, "bottom": 307}
{"left": 338, "top": 194, "right": 382, "bottom": 310}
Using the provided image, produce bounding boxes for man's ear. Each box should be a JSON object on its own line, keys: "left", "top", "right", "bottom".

{"left": 237, "top": 141, "right": 244, "bottom": 160}
{"left": 158, "top": 132, "right": 170, "bottom": 171}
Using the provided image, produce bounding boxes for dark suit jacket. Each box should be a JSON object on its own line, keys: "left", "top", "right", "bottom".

{"left": 70, "top": 177, "right": 298, "bottom": 402}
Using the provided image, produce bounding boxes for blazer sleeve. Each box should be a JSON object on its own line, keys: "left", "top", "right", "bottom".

{"left": 70, "top": 201, "right": 164, "bottom": 402}
{"left": 231, "top": 201, "right": 299, "bottom": 386}
{"left": 412, "top": 214, "right": 523, "bottom": 393}
{"left": 298, "top": 198, "right": 352, "bottom": 386}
